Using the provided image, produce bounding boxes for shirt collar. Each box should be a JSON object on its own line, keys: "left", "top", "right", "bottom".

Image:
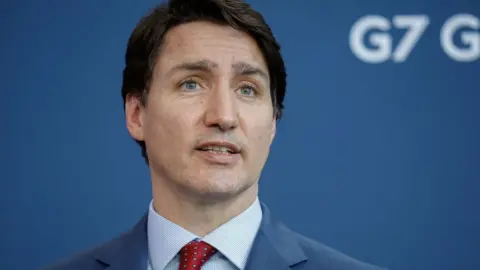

{"left": 147, "top": 197, "right": 262, "bottom": 270}
{"left": 147, "top": 202, "right": 197, "bottom": 270}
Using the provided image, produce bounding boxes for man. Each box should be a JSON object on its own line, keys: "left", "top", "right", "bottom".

{"left": 43, "top": 0, "right": 387, "bottom": 269}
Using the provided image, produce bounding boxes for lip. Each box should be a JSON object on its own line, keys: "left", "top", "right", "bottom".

{"left": 195, "top": 140, "right": 242, "bottom": 165}
{"left": 195, "top": 141, "right": 241, "bottom": 154}
{"left": 195, "top": 149, "right": 241, "bottom": 165}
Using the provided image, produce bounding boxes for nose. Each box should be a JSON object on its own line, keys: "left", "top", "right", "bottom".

{"left": 204, "top": 85, "right": 239, "bottom": 131}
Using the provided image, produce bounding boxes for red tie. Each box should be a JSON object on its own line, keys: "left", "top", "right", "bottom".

{"left": 179, "top": 240, "right": 217, "bottom": 270}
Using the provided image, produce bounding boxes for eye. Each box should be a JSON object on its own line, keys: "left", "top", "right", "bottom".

{"left": 180, "top": 79, "right": 201, "bottom": 91}
{"left": 237, "top": 84, "right": 256, "bottom": 97}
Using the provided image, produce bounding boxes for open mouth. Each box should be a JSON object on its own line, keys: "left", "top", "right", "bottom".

{"left": 197, "top": 145, "right": 237, "bottom": 154}
{"left": 195, "top": 141, "right": 241, "bottom": 164}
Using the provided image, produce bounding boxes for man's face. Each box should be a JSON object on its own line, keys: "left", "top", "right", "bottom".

{"left": 126, "top": 21, "right": 276, "bottom": 200}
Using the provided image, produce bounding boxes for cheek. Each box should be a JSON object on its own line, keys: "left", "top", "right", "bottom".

{"left": 241, "top": 104, "right": 274, "bottom": 146}
{"left": 248, "top": 118, "right": 274, "bottom": 150}
{"left": 144, "top": 105, "right": 193, "bottom": 149}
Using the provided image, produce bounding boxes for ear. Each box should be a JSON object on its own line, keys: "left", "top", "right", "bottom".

{"left": 270, "top": 118, "right": 276, "bottom": 143}
{"left": 125, "top": 93, "right": 145, "bottom": 141}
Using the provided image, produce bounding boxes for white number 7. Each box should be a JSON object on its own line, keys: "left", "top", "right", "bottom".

{"left": 392, "top": 15, "right": 430, "bottom": 62}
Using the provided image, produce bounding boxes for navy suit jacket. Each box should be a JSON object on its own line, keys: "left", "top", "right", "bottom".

{"left": 42, "top": 203, "right": 386, "bottom": 270}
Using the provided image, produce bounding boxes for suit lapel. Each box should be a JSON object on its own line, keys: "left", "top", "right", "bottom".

{"left": 93, "top": 214, "right": 149, "bottom": 270}
{"left": 245, "top": 203, "right": 308, "bottom": 270}
{"left": 244, "top": 230, "right": 291, "bottom": 270}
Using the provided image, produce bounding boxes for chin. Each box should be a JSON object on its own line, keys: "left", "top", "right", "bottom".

{"left": 184, "top": 172, "right": 254, "bottom": 201}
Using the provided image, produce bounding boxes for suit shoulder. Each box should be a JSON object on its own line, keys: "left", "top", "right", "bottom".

{"left": 40, "top": 248, "right": 102, "bottom": 270}
{"left": 39, "top": 234, "right": 124, "bottom": 270}
{"left": 285, "top": 226, "right": 387, "bottom": 270}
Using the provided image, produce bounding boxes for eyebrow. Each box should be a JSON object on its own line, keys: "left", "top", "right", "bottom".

{"left": 232, "top": 61, "right": 269, "bottom": 81}
{"left": 166, "top": 59, "right": 269, "bottom": 81}
{"left": 167, "top": 59, "right": 218, "bottom": 75}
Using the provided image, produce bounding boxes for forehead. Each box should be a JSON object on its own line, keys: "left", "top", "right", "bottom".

{"left": 156, "top": 21, "right": 268, "bottom": 74}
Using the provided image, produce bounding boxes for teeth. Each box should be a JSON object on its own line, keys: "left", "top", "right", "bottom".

{"left": 201, "top": 146, "right": 232, "bottom": 153}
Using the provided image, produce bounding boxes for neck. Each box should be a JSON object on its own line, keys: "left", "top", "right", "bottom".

{"left": 150, "top": 172, "right": 258, "bottom": 237}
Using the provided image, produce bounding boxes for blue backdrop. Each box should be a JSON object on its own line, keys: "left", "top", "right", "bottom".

{"left": 1, "top": 1, "right": 479, "bottom": 269}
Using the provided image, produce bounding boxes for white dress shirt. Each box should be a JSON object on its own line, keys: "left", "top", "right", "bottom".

{"left": 147, "top": 197, "right": 263, "bottom": 270}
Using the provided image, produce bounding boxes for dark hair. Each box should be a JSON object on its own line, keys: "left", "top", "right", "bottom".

{"left": 121, "top": 0, "right": 287, "bottom": 164}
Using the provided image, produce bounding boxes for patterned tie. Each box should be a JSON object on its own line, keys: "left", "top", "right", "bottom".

{"left": 179, "top": 240, "right": 217, "bottom": 270}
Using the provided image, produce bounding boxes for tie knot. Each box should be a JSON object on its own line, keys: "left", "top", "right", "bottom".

{"left": 179, "top": 241, "right": 217, "bottom": 269}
